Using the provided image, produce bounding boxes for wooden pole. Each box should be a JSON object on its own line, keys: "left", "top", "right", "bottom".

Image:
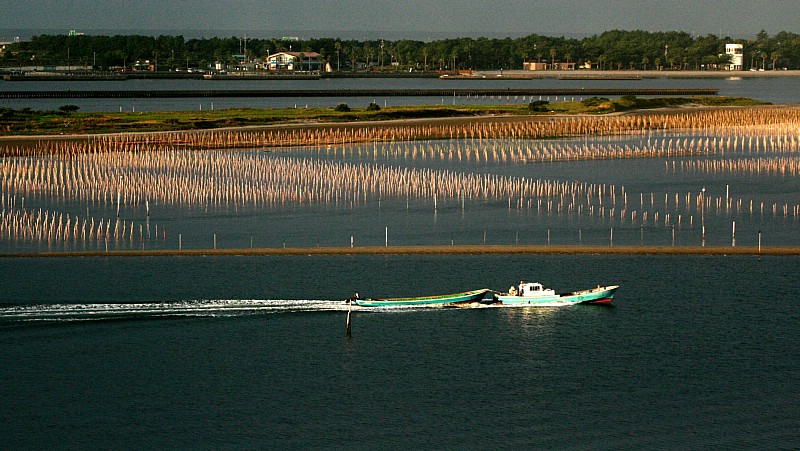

{"left": 345, "top": 299, "right": 352, "bottom": 337}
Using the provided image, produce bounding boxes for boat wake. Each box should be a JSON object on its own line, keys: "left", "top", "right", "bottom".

{"left": 0, "top": 299, "right": 364, "bottom": 324}
{"left": 0, "top": 298, "right": 556, "bottom": 325}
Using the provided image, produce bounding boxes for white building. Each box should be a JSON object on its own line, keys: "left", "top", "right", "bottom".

{"left": 265, "top": 52, "right": 321, "bottom": 71}
{"left": 725, "top": 44, "right": 744, "bottom": 71}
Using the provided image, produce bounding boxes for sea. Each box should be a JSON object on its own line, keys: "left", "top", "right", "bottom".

{"left": 1, "top": 254, "right": 798, "bottom": 448}
{"left": 1, "top": 77, "right": 799, "bottom": 448}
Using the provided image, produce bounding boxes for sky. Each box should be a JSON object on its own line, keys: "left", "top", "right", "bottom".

{"left": 1, "top": 0, "right": 797, "bottom": 40}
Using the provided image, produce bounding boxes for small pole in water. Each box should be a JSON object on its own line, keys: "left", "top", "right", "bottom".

{"left": 758, "top": 230, "right": 762, "bottom": 252}
{"left": 346, "top": 295, "right": 354, "bottom": 337}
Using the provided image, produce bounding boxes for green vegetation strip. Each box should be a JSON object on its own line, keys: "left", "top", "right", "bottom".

{"left": 0, "top": 97, "right": 764, "bottom": 136}
{"left": 3, "top": 245, "right": 798, "bottom": 258}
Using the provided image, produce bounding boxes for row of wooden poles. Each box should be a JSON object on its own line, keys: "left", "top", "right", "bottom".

{"left": 2, "top": 106, "right": 798, "bottom": 157}
{"left": 0, "top": 121, "right": 796, "bottom": 213}
{"left": 3, "top": 187, "right": 798, "bottom": 246}
{"left": 2, "top": 140, "right": 798, "bottom": 216}
{"left": 673, "top": 157, "right": 800, "bottom": 176}
{"left": 0, "top": 197, "right": 163, "bottom": 243}
{"left": 1, "top": 143, "right": 798, "bottom": 246}
{"left": 309, "top": 126, "right": 800, "bottom": 164}
{"left": 0, "top": 106, "right": 798, "bottom": 246}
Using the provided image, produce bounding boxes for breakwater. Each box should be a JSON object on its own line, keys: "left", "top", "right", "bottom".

{"left": 0, "top": 88, "right": 718, "bottom": 99}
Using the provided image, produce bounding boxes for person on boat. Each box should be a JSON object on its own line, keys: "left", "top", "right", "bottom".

{"left": 509, "top": 286, "right": 517, "bottom": 296}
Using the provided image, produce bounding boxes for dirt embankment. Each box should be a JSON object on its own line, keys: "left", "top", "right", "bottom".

{"left": 3, "top": 245, "right": 798, "bottom": 258}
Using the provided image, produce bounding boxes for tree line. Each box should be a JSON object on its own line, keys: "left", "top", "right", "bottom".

{"left": 2, "top": 29, "right": 798, "bottom": 71}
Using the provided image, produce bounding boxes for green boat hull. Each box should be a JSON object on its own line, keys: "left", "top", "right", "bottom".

{"left": 355, "top": 289, "right": 490, "bottom": 307}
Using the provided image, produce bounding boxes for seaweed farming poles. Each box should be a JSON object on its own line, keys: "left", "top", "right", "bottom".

{"left": 6, "top": 106, "right": 796, "bottom": 157}
{"left": 0, "top": 196, "right": 160, "bottom": 248}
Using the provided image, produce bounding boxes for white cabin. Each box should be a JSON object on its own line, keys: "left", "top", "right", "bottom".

{"left": 517, "top": 282, "right": 556, "bottom": 297}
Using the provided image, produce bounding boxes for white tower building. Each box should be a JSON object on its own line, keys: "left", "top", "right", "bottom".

{"left": 725, "top": 44, "right": 744, "bottom": 70}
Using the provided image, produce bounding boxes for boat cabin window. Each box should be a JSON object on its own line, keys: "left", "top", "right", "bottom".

{"left": 521, "top": 284, "right": 542, "bottom": 294}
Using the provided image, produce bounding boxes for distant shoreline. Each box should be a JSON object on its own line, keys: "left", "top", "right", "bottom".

{"left": 2, "top": 245, "right": 797, "bottom": 258}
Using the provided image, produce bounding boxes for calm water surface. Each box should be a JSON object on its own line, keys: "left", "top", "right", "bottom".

{"left": 1, "top": 76, "right": 798, "bottom": 111}
{"left": 1, "top": 254, "right": 798, "bottom": 448}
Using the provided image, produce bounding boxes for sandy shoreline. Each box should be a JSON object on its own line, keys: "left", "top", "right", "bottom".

{"left": 476, "top": 69, "right": 800, "bottom": 79}
{"left": 3, "top": 245, "right": 798, "bottom": 258}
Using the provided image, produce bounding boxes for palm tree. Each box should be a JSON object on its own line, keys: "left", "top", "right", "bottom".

{"left": 641, "top": 56, "right": 649, "bottom": 71}
{"left": 771, "top": 50, "right": 781, "bottom": 70}
{"left": 549, "top": 48, "right": 556, "bottom": 69}
{"left": 348, "top": 47, "right": 358, "bottom": 72}
{"left": 364, "top": 46, "right": 374, "bottom": 69}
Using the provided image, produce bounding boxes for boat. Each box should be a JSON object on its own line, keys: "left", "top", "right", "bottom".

{"left": 493, "top": 281, "right": 619, "bottom": 307}
{"left": 354, "top": 288, "right": 491, "bottom": 307}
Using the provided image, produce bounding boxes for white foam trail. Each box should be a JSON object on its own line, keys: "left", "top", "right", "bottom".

{"left": 0, "top": 299, "right": 355, "bottom": 322}
{"left": 0, "top": 299, "right": 499, "bottom": 323}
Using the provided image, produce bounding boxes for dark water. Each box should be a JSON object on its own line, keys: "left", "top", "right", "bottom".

{"left": 1, "top": 254, "right": 798, "bottom": 448}
{"left": 1, "top": 76, "right": 798, "bottom": 111}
